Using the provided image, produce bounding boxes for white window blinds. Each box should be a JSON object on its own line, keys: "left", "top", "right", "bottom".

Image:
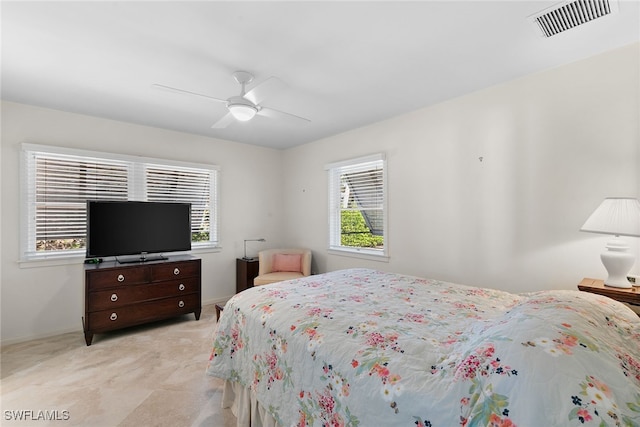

{"left": 326, "top": 153, "right": 387, "bottom": 257}
{"left": 145, "top": 164, "right": 217, "bottom": 244}
{"left": 21, "top": 144, "right": 219, "bottom": 261}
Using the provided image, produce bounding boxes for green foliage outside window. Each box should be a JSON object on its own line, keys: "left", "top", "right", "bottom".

{"left": 36, "top": 231, "right": 210, "bottom": 252}
{"left": 37, "top": 234, "right": 211, "bottom": 251}
{"left": 192, "top": 232, "right": 209, "bottom": 242}
{"left": 37, "top": 239, "right": 85, "bottom": 252}
{"left": 341, "top": 210, "right": 383, "bottom": 248}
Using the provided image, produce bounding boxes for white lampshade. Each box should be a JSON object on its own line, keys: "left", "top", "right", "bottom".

{"left": 580, "top": 197, "right": 640, "bottom": 288}
{"left": 580, "top": 198, "right": 640, "bottom": 237}
{"left": 228, "top": 103, "right": 257, "bottom": 122}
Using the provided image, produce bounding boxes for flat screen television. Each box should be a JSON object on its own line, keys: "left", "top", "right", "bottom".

{"left": 86, "top": 201, "right": 191, "bottom": 263}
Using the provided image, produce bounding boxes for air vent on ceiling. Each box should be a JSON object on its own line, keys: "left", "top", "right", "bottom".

{"left": 532, "top": 0, "right": 617, "bottom": 37}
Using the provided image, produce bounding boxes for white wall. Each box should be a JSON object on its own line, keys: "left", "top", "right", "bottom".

{"left": 283, "top": 43, "right": 640, "bottom": 292}
{"left": 1, "top": 102, "right": 286, "bottom": 343}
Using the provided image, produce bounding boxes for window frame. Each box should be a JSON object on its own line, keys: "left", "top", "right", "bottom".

{"left": 325, "top": 153, "right": 389, "bottom": 261}
{"left": 20, "top": 143, "right": 220, "bottom": 264}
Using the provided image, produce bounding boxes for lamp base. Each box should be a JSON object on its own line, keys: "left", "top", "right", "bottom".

{"left": 601, "top": 237, "right": 635, "bottom": 289}
{"left": 604, "top": 279, "right": 633, "bottom": 288}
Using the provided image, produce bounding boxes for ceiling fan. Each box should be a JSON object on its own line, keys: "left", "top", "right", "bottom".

{"left": 152, "top": 71, "right": 310, "bottom": 129}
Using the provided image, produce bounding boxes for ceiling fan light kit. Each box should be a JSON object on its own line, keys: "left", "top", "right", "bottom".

{"left": 229, "top": 104, "right": 257, "bottom": 121}
{"left": 228, "top": 97, "right": 258, "bottom": 121}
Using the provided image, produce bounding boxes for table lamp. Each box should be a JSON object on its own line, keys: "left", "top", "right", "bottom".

{"left": 580, "top": 197, "right": 640, "bottom": 288}
{"left": 243, "top": 238, "right": 265, "bottom": 260}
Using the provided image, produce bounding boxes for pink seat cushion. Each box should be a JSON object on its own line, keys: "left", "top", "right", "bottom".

{"left": 272, "top": 253, "right": 302, "bottom": 272}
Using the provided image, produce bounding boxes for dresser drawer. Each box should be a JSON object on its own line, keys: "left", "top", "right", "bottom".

{"left": 86, "top": 266, "right": 150, "bottom": 290}
{"left": 151, "top": 260, "right": 200, "bottom": 282}
{"left": 87, "top": 277, "right": 200, "bottom": 311}
{"left": 87, "top": 293, "right": 200, "bottom": 332}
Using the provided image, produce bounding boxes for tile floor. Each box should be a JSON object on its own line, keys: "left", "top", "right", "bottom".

{"left": 1, "top": 304, "right": 236, "bottom": 426}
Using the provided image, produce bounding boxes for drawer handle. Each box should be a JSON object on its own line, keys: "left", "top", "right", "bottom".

{"left": 117, "top": 274, "right": 125, "bottom": 282}
{"left": 110, "top": 293, "right": 118, "bottom": 302}
{"left": 178, "top": 284, "right": 185, "bottom": 291}
{"left": 178, "top": 300, "right": 185, "bottom": 308}
{"left": 110, "top": 312, "right": 118, "bottom": 321}
{"left": 173, "top": 268, "right": 180, "bottom": 276}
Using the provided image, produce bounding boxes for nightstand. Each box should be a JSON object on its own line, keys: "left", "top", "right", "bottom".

{"left": 577, "top": 278, "right": 640, "bottom": 316}
{"left": 236, "top": 258, "right": 260, "bottom": 293}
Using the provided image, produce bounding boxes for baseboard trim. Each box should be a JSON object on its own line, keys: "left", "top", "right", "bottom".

{"left": 1, "top": 299, "right": 234, "bottom": 347}
{"left": 1, "top": 326, "right": 82, "bottom": 347}
{"left": 203, "top": 296, "right": 234, "bottom": 306}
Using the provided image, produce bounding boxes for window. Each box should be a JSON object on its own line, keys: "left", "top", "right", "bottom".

{"left": 21, "top": 143, "right": 219, "bottom": 261}
{"left": 326, "top": 153, "right": 387, "bottom": 259}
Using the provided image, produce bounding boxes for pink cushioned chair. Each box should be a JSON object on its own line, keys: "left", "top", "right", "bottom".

{"left": 253, "top": 248, "right": 312, "bottom": 286}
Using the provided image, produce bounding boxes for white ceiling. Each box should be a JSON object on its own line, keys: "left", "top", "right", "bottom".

{"left": 2, "top": 1, "right": 639, "bottom": 149}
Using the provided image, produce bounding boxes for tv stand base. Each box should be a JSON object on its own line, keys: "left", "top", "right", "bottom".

{"left": 116, "top": 253, "right": 168, "bottom": 264}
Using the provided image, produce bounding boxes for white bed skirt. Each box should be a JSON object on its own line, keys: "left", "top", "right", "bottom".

{"left": 222, "top": 380, "right": 280, "bottom": 427}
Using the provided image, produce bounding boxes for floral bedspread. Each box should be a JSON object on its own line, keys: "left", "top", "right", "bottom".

{"left": 207, "top": 268, "right": 640, "bottom": 427}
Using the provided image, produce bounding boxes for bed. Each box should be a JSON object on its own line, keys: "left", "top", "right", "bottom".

{"left": 207, "top": 268, "right": 640, "bottom": 427}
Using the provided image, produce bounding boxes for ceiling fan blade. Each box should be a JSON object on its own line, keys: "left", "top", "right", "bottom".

{"left": 211, "top": 112, "right": 236, "bottom": 129}
{"left": 244, "top": 77, "right": 286, "bottom": 105}
{"left": 258, "top": 106, "right": 311, "bottom": 124}
{"left": 152, "top": 84, "right": 227, "bottom": 104}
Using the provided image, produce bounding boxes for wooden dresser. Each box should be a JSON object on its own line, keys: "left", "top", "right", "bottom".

{"left": 83, "top": 256, "right": 201, "bottom": 345}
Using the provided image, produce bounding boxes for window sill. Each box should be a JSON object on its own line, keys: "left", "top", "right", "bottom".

{"left": 190, "top": 245, "right": 222, "bottom": 255}
{"left": 327, "top": 248, "right": 389, "bottom": 262}
{"left": 18, "top": 255, "right": 86, "bottom": 268}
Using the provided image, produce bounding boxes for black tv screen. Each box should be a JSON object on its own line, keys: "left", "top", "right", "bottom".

{"left": 86, "top": 201, "right": 191, "bottom": 260}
